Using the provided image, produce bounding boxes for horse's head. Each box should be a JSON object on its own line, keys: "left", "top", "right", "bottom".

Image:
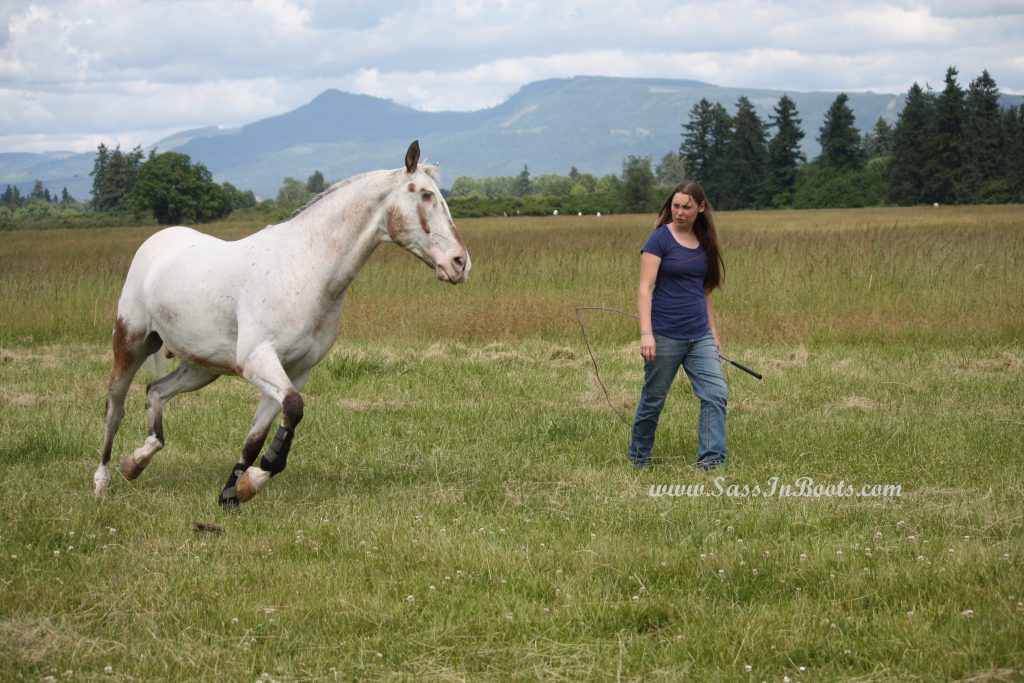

{"left": 383, "top": 141, "right": 470, "bottom": 284}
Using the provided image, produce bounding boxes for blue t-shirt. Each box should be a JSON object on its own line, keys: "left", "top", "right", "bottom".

{"left": 641, "top": 224, "right": 709, "bottom": 340}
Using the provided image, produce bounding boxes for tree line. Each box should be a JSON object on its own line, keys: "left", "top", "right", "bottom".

{"left": 448, "top": 66, "right": 1023, "bottom": 214}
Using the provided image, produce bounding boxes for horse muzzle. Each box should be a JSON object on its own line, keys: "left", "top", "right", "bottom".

{"left": 434, "top": 250, "right": 470, "bottom": 284}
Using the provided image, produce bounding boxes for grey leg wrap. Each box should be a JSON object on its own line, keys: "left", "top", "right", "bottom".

{"left": 218, "top": 464, "right": 248, "bottom": 508}
{"left": 259, "top": 425, "right": 293, "bottom": 476}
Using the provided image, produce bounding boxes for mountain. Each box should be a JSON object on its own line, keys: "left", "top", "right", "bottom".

{"left": 4, "top": 76, "right": 1023, "bottom": 200}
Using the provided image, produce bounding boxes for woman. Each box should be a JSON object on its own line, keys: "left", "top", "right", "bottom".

{"left": 628, "top": 180, "right": 728, "bottom": 470}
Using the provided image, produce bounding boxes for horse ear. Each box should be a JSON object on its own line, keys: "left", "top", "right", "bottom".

{"left": 405, "top": 140, "right": 420, "bottom": 173}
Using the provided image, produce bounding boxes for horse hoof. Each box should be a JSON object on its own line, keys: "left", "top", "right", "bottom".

{"left": 235, "top": 468, "right": 270, "bottom": 503}
{"left": 218, "top": 491, "right": 240, "bottom": 509}
{"left": 119, "top": 455, "right": 145, "bottom": 480}
{"left": 93, "top": 466, "right": 110, "bottom": 497}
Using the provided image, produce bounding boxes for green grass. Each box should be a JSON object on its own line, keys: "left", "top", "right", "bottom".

{"left": 1, "top": 207, "right": 1022, "bottom": 680}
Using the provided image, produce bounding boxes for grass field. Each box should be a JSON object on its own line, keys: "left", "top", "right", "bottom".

{"left": 1, "top": 206, "right": 1022, "bottom": 681}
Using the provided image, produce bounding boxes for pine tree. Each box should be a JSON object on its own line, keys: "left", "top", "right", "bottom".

{"left": 817, "top": 93, "right": 864, "bottom": 171}
{"left": 888, "top": 83, "right": 937, "bottom": 205}
{"left": 932, "top": 66, "right": 966, "bottom": 202}
{"left": 1003, "top": 106, "right": 1024, "bottom": 202}
{"left": 681, "top": 99, "right": 732, "bottom": 204}
{"left": 961, "top": 70, "right": 1004, "bottom": 202}
{"left": 90, "top": 143, "right": 144, "bottom": 211}
{"left": 766, "top": 94, "right": 805, "bottom": 205}
{"left": 862, "top": 117, "right": 894, "bottom": 159}
{"left": 513, "top": 165, "right": 531, "bottom": 197}
{"left": 720, "top": 96, "right": 770, "bottom": 209}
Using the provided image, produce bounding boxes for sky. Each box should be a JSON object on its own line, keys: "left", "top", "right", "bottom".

{"left": 1, "top": 0, "right": 1022, "bottom": 154}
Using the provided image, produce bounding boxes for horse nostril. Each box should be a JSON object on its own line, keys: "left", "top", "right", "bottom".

{"left": 453, "top": 255, "right": 465, "bottom": 270}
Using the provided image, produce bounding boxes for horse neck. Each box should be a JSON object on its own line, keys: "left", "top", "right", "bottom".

{"left": 276, "top": 170, "right": 396, "bottom": 300}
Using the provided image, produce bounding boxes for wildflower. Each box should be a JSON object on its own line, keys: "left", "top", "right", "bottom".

{"left": 960, "top": 609, "right": 974, "bottom": 618}
{"left": 744, "top": 664, "right": 752, "bottom": 672}
{"left": 406, "top": 595, "right": 415, "bottom": 602}
{"left": 726, "top": 525, "right": 734, "bottom": 533}
{"left": 897, "top": 520, "right": 906, "bottom": 529}
{"left": 874, "top": 531, "right": 883, "bottom": 541}
{"left": 947, "top": 548, "right": 955, "bottom": 556}
{"left": 908, "top": 536, "right": 917, "bottom": 543}
{"left": 799, "top": 553, "right": 807, "bottom": 562}
{"left": 505, "top": 613, "right": 513, "bottom": 621}
{"left": 104, "top": 665, "right": 114, "bottom": 675}
{"left": 762, "top": 550, "right": 770, "bottom": 558}
{"left": 835, "top": 550, "right": 844, "bottom": 557}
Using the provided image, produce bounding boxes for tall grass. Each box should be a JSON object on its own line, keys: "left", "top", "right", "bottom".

{"left": 1, "top": 205, "right": 1021, "bottom": 346}
{"left": 1, "top": 207, "right": 1022, "bottom": 680}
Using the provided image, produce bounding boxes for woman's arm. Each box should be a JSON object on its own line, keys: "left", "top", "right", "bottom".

{"left": 705, "top": 290, "right": 721, "bottom": 355}
{"left": 638, "top": 252, "right": 661, "bottom": 362}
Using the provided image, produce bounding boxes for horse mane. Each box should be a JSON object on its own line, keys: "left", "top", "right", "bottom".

{"left": 289, "top": 163, "right": 442, "bottom": 220}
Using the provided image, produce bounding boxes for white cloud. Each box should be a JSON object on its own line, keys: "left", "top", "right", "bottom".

{"left": 0, "top": 0, "right": 1021, "bottom": 152}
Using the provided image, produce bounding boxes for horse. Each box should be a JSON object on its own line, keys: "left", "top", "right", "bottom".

{"left": 94, "top": 140, "right": 470, "bottom": 506}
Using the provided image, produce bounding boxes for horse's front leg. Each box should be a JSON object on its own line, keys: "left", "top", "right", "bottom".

{"left": 231, "top": 346, "right": 310, "bottom": 505}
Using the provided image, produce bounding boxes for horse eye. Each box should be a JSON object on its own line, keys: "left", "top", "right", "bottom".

{"left": 420, "top": 192, "right": 434, "bottom": 205}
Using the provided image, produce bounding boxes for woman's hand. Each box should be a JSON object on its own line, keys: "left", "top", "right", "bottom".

{"left": 640, "top": 333, "right": 656, "bottom": 363}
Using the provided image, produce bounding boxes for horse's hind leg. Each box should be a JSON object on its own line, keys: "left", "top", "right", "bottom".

{"left": 119, "top": 363, "right": 218, "bottom": 481}
{"left": 95, "top": 320, "right": 162, "bottom": 496}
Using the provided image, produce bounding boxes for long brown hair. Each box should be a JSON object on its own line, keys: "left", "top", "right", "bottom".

{"left": 655, "top": 180, "right": 724, "bottom": 291}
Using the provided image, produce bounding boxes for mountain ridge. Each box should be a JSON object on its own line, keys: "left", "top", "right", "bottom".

{"left": 4, "top": 75, "right": 1021, "bottom": 200}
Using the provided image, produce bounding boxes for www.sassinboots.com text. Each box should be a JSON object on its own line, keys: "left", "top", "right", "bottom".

{"left": 647, "top": 477, "right": 903, "bottom": 499}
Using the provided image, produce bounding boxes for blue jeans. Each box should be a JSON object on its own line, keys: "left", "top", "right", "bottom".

{"left": 628, "top": 331, "right": 728, "bottom": 468}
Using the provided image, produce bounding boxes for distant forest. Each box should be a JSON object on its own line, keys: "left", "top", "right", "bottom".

{"left": 445, "top": 67, "right": 1023, "bottom": 216}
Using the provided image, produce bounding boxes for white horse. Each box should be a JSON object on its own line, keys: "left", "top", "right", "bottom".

{"left": 94, "top": 141, "right": 469, "bottom": 506}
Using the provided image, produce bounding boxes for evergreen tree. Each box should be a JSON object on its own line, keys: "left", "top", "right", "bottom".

{"left": 1, "top": 185, "right": 23, "bottom": 209}
{"left": 29, "top": 180, "right": 47, "bottom": 201}
{"left": 888, "top": 83, "right": 937, "bottom": 205}
{"left": 90, "top": 143, "right": 144, "bottom": 211}
{"left": 817, "top": 93, "right": 864, "bottom": 171}
{"left": 60, "top": 187, "right": 74, "bottom": 205}
{"left": 681, "top": 98, "right": 716, "bottom": 180}
{"left": 961, "top": 70, "right": 1004, "bottom": 202}
{"left": 513, "top": 165, "right": 531, "bottom": 197}
{"left": 720, "top": 96, "right": 770, "bottom": 208}
{"left": 766, "top": 94, "right": 805, "bottom": 206}
{"left": 862, "top": 117, "right": 894, "bottom": 160}
{"left": 1003, "top": 106, "right": 1024, "bottom": 202}
{"left": 681, "top": 98, "right": 732, "bottom": 203}
{"left": 932, "top": 66, "right": 966, "bottom": 201}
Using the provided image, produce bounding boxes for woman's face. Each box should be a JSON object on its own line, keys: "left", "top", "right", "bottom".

{"left": 670, "top": 192, "right": 703, "bottom": 228}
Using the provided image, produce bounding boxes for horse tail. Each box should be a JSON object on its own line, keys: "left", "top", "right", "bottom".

{"left": 142, "top": 344, "right": 170, "bottom": 378}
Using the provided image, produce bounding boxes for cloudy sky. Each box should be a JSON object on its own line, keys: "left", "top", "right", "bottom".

{"left": 1, "top": 0, "right": 1022, "bottom": 154}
